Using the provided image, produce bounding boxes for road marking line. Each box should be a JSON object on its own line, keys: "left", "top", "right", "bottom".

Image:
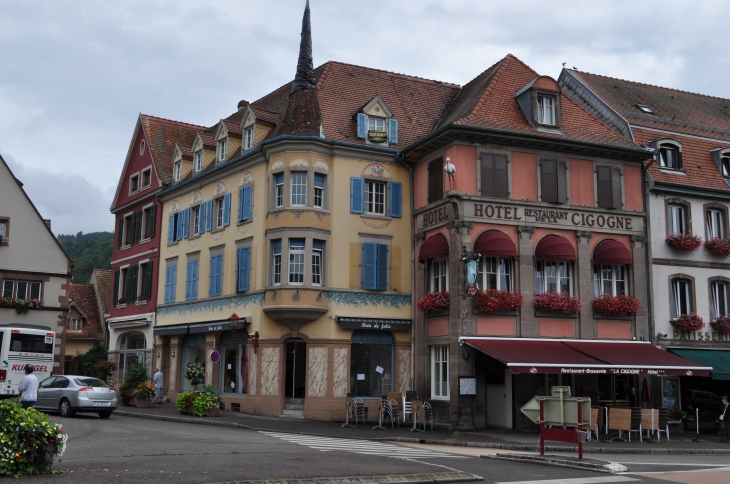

{"left": 495, "top": 477, "right": 638, "bottom": 484}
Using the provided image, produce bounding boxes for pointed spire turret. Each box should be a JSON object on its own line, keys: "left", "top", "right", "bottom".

{"left": 291, "top": 0, "right": 316, "bottom": 93}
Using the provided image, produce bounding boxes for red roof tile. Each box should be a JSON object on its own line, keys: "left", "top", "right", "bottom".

{"left": 91, "top": 269, "right": 112, "bottom": 317}
{"left": 67, "top": 284, "right": 104, "bottom": 340}
{"left": 140, "top": 115, "right": 207, "bottom": 185}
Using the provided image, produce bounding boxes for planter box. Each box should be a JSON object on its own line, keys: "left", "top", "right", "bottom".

{"left": 133, "top": 397, "right": 151, "bottom": 408}
{"left": 592, "top": 312, "right": 635, "bottom": 321}
{"left": 205, "top": 408, "right": 220, "bottom": 418}
{"left": 534, "top": 310, "right": 579, "bottom": 318}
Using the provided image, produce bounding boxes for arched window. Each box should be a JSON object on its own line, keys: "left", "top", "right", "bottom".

{"left": 592, "top": 239, "right": 632, "bottom": 297}
{"left": 474, "top": 230, "right": 516, "bottom": 291}
{"left": 350, "top": 330, "right": 393, "bottom": 398}
{"left": 670, "top": 276, "right": 694, "bottom": 319}
{"left": 534, "top": 235, "right": 576, "bottom": 294}
{"left": 118, "top": 332, "right": 147, "bottom": 379}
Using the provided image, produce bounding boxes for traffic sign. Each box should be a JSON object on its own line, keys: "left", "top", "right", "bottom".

{"left": 210, "top": 350, "right": 220, "bottom": 364}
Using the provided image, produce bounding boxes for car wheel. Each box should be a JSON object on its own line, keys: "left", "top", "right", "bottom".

{"left": 98, "top": 411, "right": 112, "bottom": 419}
{"left": 59, "top": 399, "right": 75, "bottom": 418}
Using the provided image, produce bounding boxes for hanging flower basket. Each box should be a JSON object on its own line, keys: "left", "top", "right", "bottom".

{"left": 0, "top": 298, "right": 41, "bottom": 314}
{"left": 704, "top": 237, "right": 730, "bottom": 258}
{"left": 665, "top": 233, "right": 702, "bottom": 252}
{"left": 672, "top": 313, "right": 704, "bottom": 332}
{"left": 592, "top": 294, "right": 640, "bottom": 314}
{"left": 534, "top": 292, "right": 583, "bottom": 313}
{"left": 416, "top": 292, "right": 450, "bottom": 313}
{"left": 473, "top": 289, "right": 524, "bottom": 313}
{"left": 710, "top": 317, "right": 730, "bottom": 333}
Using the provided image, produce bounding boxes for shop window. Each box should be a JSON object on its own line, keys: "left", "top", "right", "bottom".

{"left": 361, "top": 243, "right": 388, "bottom": 291}
{"left": 431, "top": 345, "right": 449, "bottom": 400}
{"left": 480, "top": 153, "right": 508, "bottom": 199}
{"left": 706, "top": 208, "right": 726, "bottom": 239}
{"left": 592, "top": 264, "right": 627, "bottom": 297}
{"left": 350, "top": 330, "right": 393, "bottom": 398}
{"left": 597, "top": 374, "right": 631, "bottom": 403}
{"left": 430, "top": 258, "right": 449, "bottom": 292}
{"left": 220, "top": 331, "right": 248, "bottom": 395}
{"left": 667, "top": 204, "right": 687, "bottom": 235}
{"left": 272, "top": 239, "right": 282, "bottom": 285}
{"left": 428, "top": 157, "right": 444, "bottom": 204}
{"left": 670, "top": 278, "right": 692, "bottom": 318}
{"left": 596, "top": 166, "right": 622, "bottom": 209}
{"left": 711, "top": 280, "right": 729, "bottom": 319}
{"left": 288, "top": 239, "right": 305, "bottom": 284}
{"left": 181, "top": 333, "right": 205, "bottom": 392}
{"left": 478, "top": 257, "right": 513, "bottom": 291}
{"left": 118, "top": 332, "right": 147, "bottom": 382}
{"left": 185, "top": 259, "right": 198, "bottom": 301}
{"left": 535, "top": 261, "right": 572, "bottom": 294}
{"left": 540, "top": 159, "right": 567, "bottom": 204}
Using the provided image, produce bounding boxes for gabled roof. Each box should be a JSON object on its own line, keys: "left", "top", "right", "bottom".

{"left": 139, "top": 115, "right": 206, "bottom": 185}
{"left": 90, "top": 269, "right": 112, "bottom": 317}
{"left": 67, "top": 283, "right": 104, "bottom": 340}
{"left": 250, "top": 107, "right": 280, "bottom": 125}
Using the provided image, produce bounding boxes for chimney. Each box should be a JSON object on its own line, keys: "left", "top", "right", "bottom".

{"left": 237, "top": 100, "right": 249, "bottom": 111}
{"left": 43, "top": 219, "right": 51, "bottom": 230}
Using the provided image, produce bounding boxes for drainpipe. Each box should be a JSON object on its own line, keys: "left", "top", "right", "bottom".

{"left": 641, "top": 149, "right": 656, "bottom": 346}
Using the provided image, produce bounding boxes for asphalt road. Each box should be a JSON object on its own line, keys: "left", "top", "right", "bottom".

{"left": 17, "top": 413, "right": 730, "bottom": 484}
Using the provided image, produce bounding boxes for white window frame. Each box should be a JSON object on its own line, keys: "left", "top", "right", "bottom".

{"left": 668, "top": 204, "right": 686, "bottom": 235}
{"left": 2, "top": 280, "right": 13, "bottom": 298}
{"left": 275, "top": 176, "right": 284, "bottom": 208}
{"left": 671, "top": 278, "right": 692, "bottom": 319}
{"left": 711, "top": 280, "right": 729, "bottom": 320}
{"left": 593, "top": 264, "right": 628, "bottom": 297}
{"left": 137, "top": 260, "right": 150, "bottom": 301}
{"left": 313, "top": 178, "right": 324, "bottom": 209}
{"left": 290, "top": 172, "right": 307, "bottom": 206}
{"left": 312, "top": 246, "right": 322, "bottom": 286}
{"left": 215, "top": 197, "right": 224, "bottom": 229}
{"left": 71, "top": 319, "right": 82, "bottom": 331}
{"left": 364, "top": 180, "right": 386, "bottom": 215}
{"left": 659, "top": 145, "right": 680, "bottom": 170}
{"left": 706, "top": 209, "right": 726, "bottom": 239}
{"left": 288, "top": 241, "right": 305, "bottom": 285}
{"left": 122, "top": 213, "right": 134, "bottom": 247}
{"left": 479, "top": 256, "right": 513, "bottom": 291}
{"left": 431, "top": 345, "right": 449, "bottom": 400}
{"left": 535, "top": 261, "right": 573, "bottom": 294}
{"left": 140, "top": 205, "right": 153, "bottom": 240}
{"left": 273, "top": 252, "right": 282, "bottom": 286}
{"left": 192, "top": 206, "right": 201, "bottom": 236}
{"left": 29, "top": 281, "right": 41, "bottom": 300}
{"left": 0, "top": 220, "right": 6, "bottom": 238}
{"left": 15, "top": 280, "right": 29, "bottom": 299}
{"left": 173, "top": 161, "right": 182, "bottom": 182}
{"left": 368, "top": 117, "right": 385, "bottom": 132}
{"left": 217, "top": 138, "right": 228, "bottom": 163}
{"left": 537, "top": 95, "right": 555, "bottom": 125}
{"left": 194, "top": 150, "right": 203, "bottom": 173}
{"left": 430, "top": 258, "right": 449, "bottom": 292}
{"left": 141, "top": 167, "right": 152, "bottom": 188}
{"left": 244, "top": 127, "right": 254, "bottom": 150}
{"left": 722, "top": 156, "right": 730, "bottom": 178}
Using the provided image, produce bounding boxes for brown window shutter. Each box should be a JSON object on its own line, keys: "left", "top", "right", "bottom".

{"left": 494, "top": 155, "right": 509, "bottom": 199}
{"left": 611, "top": 167, "right": 622, "bottom": 209}
{"left": 428, "top": 157, "right": 444, "bottom": 204}
{"left": 541, "top": 159, "right": 557, "bottom": 203}
{"left": 428, "top": 161, "right": 435, "bottom": 204}
{"left": 557, "top": 160, "right": 568, "bottom": 204}
{"left": 481, "top": 153, "right": 494, "bottom": 197}
{"left": 596, "top": 166, "right": 612, "bottom": 208}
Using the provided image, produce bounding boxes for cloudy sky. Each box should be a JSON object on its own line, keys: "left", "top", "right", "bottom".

{"left": 2, "top": 0, "right": 729, "bottom": 235}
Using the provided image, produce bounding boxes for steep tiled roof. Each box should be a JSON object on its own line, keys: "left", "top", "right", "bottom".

{"left": 67, "top": 284, "right": 104, "bottom": 340}
{"left": 91, "top": 269, "right": 112, "bottom": 317}
{"left": 250, "top": 107, "right": 280, "bottom": 125}
{"left": 565, "top": 70, "right": 730, "bottom": 142}
{"left": 140, "top": 115, "right": 207, "bottom": 185}
{"left": 436, "top": 59, "right": 503, "bottom": 129}
{"left": 223, "top": 119, "right": 242, "bottom": 136}
{"left": 440, "top": 55, "right": 639, "bottom": 151}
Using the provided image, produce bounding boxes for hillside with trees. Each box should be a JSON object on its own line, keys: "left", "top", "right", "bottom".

{"left": 57, "top": 231, "right": 113, "bottom": 283}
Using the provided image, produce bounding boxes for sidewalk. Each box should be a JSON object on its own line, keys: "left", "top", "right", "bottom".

{"left": 115, "top": 402, "right": 730, "bottom": 455}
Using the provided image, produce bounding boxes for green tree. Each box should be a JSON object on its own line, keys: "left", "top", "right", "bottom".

{"left": 75, "top": 342, "right": 117, "bottom": 382}
{"left": 56, "top": 231, "right": 113, "bottom": 284}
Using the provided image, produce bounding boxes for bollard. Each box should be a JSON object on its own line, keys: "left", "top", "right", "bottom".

{"left": 692, "top": 407, "right": 703, "bottom": 442}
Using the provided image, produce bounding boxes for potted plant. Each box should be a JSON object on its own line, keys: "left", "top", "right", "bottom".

{"left": 130, "top": 382, "right": 155, "bottom": 408}
{"left": 473, "top": 289, "right": 524, "bottom": 313}
{"left": 119, "top": 361, "right": 151, "bottom": 406}
{"left": 176, "top": 385, "right": 222, "bottom": 417}
{"left": 176, "top": 392, "right": 196, "bottom": 414}
{"left": 704, "top": 237, "right": 730, "bottom": 258}
{"left": 533, "top": 292, "right": 582, "bottom": 313}
{"left": 416, "top": 291, "right": 450, "bottom": 313}
{"left": 592, "top": 294, "right": 640, "bottom": 315}
{"left": 672, "top": 313, "right": 704, "bottom": 332}
{"left": 184, "top": 363, "right": 205, "bottom": 391}
{"left": 665, "top": 233, "right": 702, "bottom": 252}
{"left": 710, "top": 316, "right": 730, "bottom": 333}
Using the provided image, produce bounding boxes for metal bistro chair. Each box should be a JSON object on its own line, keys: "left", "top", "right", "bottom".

{"left": 403, "top": 391, "right": 418, "bottom": 423}
{"left": 373, "top": 396, "right": 392, "bottom": 430}
{"left": 657, "top": 407, "right": 670, "bottom": 441}
{"left": 342, "top": 393, "right": 366, "bottom": 428}
{"left": 422, "top": 401, "right": 434, "bottom": 431}
{"left": 388, "top": 399, "right": 401, "bottom": 427}
{"left": 628, "top": 407, "right": 643, "bottom": 442}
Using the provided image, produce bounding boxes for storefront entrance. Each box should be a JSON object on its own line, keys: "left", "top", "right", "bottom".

{"left": 285, "top": 339, "right": 306, "bottom": 399}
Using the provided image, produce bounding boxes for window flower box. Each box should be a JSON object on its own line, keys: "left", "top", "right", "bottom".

{"left": 534, "top": 292, "right": 582, "bottom": 313}
{"left": 710, "top": 317, "right": 730, "bottom": 333}
{"left": 592, "top": 294, "right": 640, "bottom": 315}
{"left": 416, "top": 291, "right": 450, "bottom": 314}
{"left": 704, "top": 237, "right": 730, "bottom": 258}
{"left": 473, "top": 289, "right": 524, "bottom": 313}
{"left": 117, "top": 298, "right": 126, "bottom": 305}
{"left": 665, "top": 233, "right": 702, "bottom": 252}
{"left": 672, "top": 313, "right": 704, "bottom": 332}
{"left": 0, "top": 297, "right": 41, "bottom": 314}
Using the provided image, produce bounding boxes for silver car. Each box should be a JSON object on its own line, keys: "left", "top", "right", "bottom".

{"left": 35, "top": 375, "right": 118, "bottom": 418}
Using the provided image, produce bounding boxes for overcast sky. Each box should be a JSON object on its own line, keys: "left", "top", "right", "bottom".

{"left": 2, "top": 0, "right": 729, "bottom": 236}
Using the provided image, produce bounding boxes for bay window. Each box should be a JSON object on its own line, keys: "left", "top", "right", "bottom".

{"left": 290, "top": 172, "right": 307, "bottom": 206}
{"left": 312, "top": 240, "right": 323, "bottom": 286}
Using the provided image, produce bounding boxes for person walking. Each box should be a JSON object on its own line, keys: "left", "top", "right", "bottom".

{"left": 17, "top": 364, "right": 38, "bottom": 409}
{"left": 153, "top": 368, "right": 164, "bottom": 404}
{"left": 720, "top": 395, "right": 730, "bottom": 443}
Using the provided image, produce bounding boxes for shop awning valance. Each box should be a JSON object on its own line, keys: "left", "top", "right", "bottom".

{"left": 474, "top": 230, "right": 517, "bottom": 257}
{"left": 461, "top": 337, "right": 711, "bottom": 376}
{"left": 535, "top": 235, "right": 576, "bottom": 261}
{"left": 418, "top": 234, "right": 449, "bottom": 262}
{"left": 593, "top": 239, "right": 632, "bottom": 265}
{"left": 669, "top": 348, "right": 730, "bottom": 380}
{"left": 337, "top": 317, "right": 411, "bottom": 331}
{"left": 188, "top": 317, "right": 251, "bottom": 334}
{"left": 153, "top": 323, "right": 189, "bottom": 336}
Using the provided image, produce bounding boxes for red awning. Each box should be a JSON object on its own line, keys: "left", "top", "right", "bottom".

{"left": 593, "top": 239, "right": 632, "bottom": 265}
{"left": 462, "top": 337, "right": 712, "bottom": 377}
{"left": 535, "top": 235, "right": 576, "bottom": 261}
{"left": 418, "top": 234, "right": 449, "bottom": 262}
{"left": 474, "top": 230, "right": 517, "bottom": 257}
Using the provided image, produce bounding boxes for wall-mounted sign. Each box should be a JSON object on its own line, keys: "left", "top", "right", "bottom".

{"left": 368, "top": 130, "right": 388, "bottom": 143}
{"left": 459, "top": 377, "right": 477, "bottom": 395}
{"left": 672, "top": 330, "right": 730, "bottom": 341}
{"left": 210, "top": 350, "right": 220, "bottom": 364}
{"left": 337, "top": 317, "right": 411, "bottom": 331}
{"left": 418, "top": 203, "right": 454, "bottom": 229}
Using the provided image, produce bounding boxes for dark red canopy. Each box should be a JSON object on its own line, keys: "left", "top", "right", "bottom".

{"left": 418, "top": 234, "right": 449, "bottom": 262}
{"left": 535, "top": 235, "right": 576, "bottom": 261}
{"left": 474, "top": 230, "right": 517, "bottom": 257}
{"left": 593, "top": 239, "right": 632, "bottom": 265}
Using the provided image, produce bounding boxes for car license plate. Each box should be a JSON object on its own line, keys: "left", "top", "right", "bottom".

{"left": 93, "top": 401, "right": 110, "bottom": 407}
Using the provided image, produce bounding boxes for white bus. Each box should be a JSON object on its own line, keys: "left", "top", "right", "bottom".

{"left": 0, "top": 323, "right": 55, "bottom": 398}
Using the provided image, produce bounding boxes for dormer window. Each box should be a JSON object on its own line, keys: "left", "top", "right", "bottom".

{"left": 537, "top": 95, "right": 555, "bottom": 125}
{"left": 173, "top": 161, "right": 182, "bottom": 182}
{"left": 217, "top": 138, "right": 228, "bottom": 163}
{"left": 368, "top": 117, "right": 385, "bottom": 132}
{"left": 659, "top": 145, "right": 681, "bottom": 170}
{"left": 636, "top": 104, "right": 654, "bottom": 114}
{"left": 194, "top": 150, "right": 203, "bottom": 172}
{"left": 722, "top": 155, "right": 730, "bottom": 178}
{"left": 355, "top": 95, "right": 398, "bottom": 144}
{"left": 244, "top": 126, "right": 254, "bottom": 150}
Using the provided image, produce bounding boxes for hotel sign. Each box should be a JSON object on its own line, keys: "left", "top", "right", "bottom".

{"left": 368, "top": 130, "right": 388, "bottom": 143}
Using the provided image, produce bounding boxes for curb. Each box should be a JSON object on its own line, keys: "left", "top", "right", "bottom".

{"left": 205, "top": 471, "right": 483, "bottom": 484}
{"left": 114, "top": 411, "right": 730, "bottom": 455}
{"left": 485, "top": 454, "right": 626, "bottom": 474}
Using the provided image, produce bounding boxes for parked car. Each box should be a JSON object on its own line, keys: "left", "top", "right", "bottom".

{"left": 35, "top": 375, "right": 118, "bottom": 418}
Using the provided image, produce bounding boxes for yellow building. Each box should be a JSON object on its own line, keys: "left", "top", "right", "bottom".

{"left": 151, "top": 3, "right": 453, "bottom": 419}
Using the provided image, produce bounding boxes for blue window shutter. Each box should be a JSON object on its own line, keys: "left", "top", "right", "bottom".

{"left": 388, "top": 118, "right": 398, "bottom": 144}
{"left": 237, "top": 246, "right": 250, "bottom": 292}
{"left": 350, "top": 177, "right": 364, "bottom": 214}
{"left": 314, "top": 174, "right": 325, "bottom": 188}
{"left": 237, "top": 186, "right": 244, "bottom": 222}
{"left": 362, "top": 243, "right": 377, "bottom": 290}
{"left": 175, "top": 213, "right": 183, "bottom": 241}
{"left": 186, "top": 261, "right": 193, "bottom": 300}
{"left": 242, "top": 185, "right": 253, "bottom": 221}
{"left": 390, "top": 182, "right": 402, "bottom": 218}
{"left": 357, "top": 113, "right": 368, "bottom": 139}
{"left": 205, "top": 200, "right": 213, "bottom": 232}
{"left": 167, "top": 214, "right": 174, "bottom": 243}
{"left": 199, "top": 201, "right": 207, "bottom": 231}
{"left": 217, "top": 255, "right": 223, "bottom": 295}
{"left": 164, "top": 267, "right": 170, "bottom": 303}
{"left": 182, "top": 208, "right": 190, "bottom": 238}
{"left": 376, "top": 244, "right": 389, "bottom": 291}
{"left": 223, "top": 193, "right": 231, "bottom": 227}
{"left": 192, "top": 260, "right": 198, "bottom": 299}
{"left": 209, "top": 255, "right": 216, "bottom": 297}
{"left": 171, "top": 265, "right": 177, "bottom": 302}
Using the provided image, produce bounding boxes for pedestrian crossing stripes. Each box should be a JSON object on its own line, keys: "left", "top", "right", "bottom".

{"left": 260, "top": 431, "right": 467, "bottom": 459}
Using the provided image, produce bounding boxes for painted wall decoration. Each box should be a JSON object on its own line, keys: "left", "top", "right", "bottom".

{"left": 157, "top": 292, "right": 265, "bottom": 316}
{"left": 215, "top": 182, "right": 226, "bottom": 195}
{"left": 191, "top": 191, "right": 202, "bottom": 205}
{"left": 323, "top": 291, "right": 411, "bottom": 309}
{"left": 241, "top": 171, "right": 254, "bottom": 185}
{"left": 361, "top": 218, "right": 391, "bottom": 229}
{"left": 271, "top": 159, "right": 285, "bottom": 170}
{"left": 171, "top": 200, "right": 180, "bottom": 212}
{"left": 289, "top": 157, "right": 309, "bottom": 167}
{"left": 314, "top": 160, "right": 329, "bottom": 171}
{"left": 361, "top": 163, "right": 390, "bottom": 178}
